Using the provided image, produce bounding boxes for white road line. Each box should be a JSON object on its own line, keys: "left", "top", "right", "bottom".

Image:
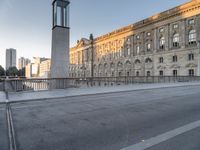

{"left": 121, "top": 120, "right": 200, "bottom": 150}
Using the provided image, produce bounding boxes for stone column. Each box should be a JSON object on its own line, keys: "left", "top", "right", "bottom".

{"left": 51, "top": 27, "right": 70, "bottom": 78}
{"left": 180, "top": 19, "right": 186, "bottom": 49}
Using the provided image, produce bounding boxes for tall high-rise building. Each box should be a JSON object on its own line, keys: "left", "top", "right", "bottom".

{"left": 18, "top": 57, "right": 31, "bottom": 70}
{"left": 6, "top": 48, "right": 17, "bottom": 70}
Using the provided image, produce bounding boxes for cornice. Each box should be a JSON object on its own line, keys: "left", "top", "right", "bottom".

{"left": 71, "top": 0, "right": 200, "bottom": 49}
{"left": 95, "top": 1, "right": 200, "bottom": 42}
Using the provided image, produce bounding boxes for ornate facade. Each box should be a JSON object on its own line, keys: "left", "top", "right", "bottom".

{"left": 70, "top": 0, "right": 200, "bottom": 78}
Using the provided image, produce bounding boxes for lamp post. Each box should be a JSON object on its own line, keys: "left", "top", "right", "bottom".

{"left": 197, "top": 41, "right": 200, "bottom": 76}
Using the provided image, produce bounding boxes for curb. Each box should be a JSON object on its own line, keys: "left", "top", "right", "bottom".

{"left": 7, "top": 83, "right": 200, "bottom": 104}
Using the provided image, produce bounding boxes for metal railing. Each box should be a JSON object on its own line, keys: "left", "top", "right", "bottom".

{"left": 0, "top": 76, "right": 200, "bottom": 92}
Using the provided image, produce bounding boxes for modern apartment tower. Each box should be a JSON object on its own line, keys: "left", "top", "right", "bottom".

{"left": 50, "top": 0, "right": 70, "bottom": 78}
{"left": 6, "top": 48, "right": 17, "bottom": 70}
{"left": 18, "top": 57, "right": 31, "bottom": 70}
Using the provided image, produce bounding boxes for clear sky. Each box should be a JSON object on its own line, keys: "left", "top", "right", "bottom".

{"left": 0, "top": 0, "right": 190, "bottom": 68}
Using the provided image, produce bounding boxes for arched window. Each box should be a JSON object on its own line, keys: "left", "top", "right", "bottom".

{"left": 136, "top": 71, "right": 140, "bottom": 77}
{"left": 147, "top": 71, "right": 151, "bottom": 77}
{"left": 145, "top": 58, "right": 152, "bottom": 63}
{"left": 159, "top": 36, "right": 165, "bottom": 49}
{"left": 135, "top": 59, "right": 141, "bottom": 64}
{"left": 173, "top": 33, "right": 179, "bottom": 47}
{"left": 189, "top": 29, "right": 196, "bottom": 45}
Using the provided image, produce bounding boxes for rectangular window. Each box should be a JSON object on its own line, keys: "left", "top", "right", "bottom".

{"left": 136, "top": 46, "right": 140, "bottom": 54}
{"left": 188, "top": 53, "right": 194, "bottom": 61}
{"left": 127, "top": 48, "right": 130, "bottom": 56}
{"left": 189, "top": 69, "right": 194, "bottom": 76}
{"left": 159, "top": 57, "right": 164, "bottom": 63}
{"left": 173, "top": 56, "right": 178, "bottom": 62}
{"left": 173, "top": 70, "right": 178, "bottom": 77}
{"left": 173, "top": 24, "right": 178, "bottom": 29}
{"left": 160, "top": 70, "right": 164, "bottom": 76}
{"left": 159, "top": 28, "right": 164, "bottom": 33}
{"left": 147, "top": 43, "right": 151, "bottom": 51}
{"left": 188, "top": 19, "right": 195, "bottom": 25}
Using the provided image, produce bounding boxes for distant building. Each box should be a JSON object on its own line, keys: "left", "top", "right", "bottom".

{"left": 40, "top": 59, "right": 51, "bottom": 78}
{"left": 18, "top": 57, "right": 31, "bottom": 70}
{"left": 6, "top": 48, "right": 16, "bottom": 70}
{"left": 25, "top": 57, "right": 51, "bottom": 78}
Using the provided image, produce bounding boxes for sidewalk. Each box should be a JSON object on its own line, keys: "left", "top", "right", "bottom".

{"left": 7, "top": 81, "right": 200, "bottom": 103}
{"left": 0, "top": 92, "right": 6, "bottom": 103}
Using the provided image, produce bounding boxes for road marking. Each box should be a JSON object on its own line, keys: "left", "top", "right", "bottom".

{"left": 121, "top": 120, "right": 200, "bottom": 150}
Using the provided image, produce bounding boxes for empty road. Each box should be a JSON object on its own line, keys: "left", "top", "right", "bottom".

{"left": 1, "top": 85, "right": 200, "bottom": 150}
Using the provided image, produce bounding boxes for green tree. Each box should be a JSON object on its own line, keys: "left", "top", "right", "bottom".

{"left": 0, "top": 65, "right": 5, "bottom": 76}
{"left": 6, "top": 67, "right": 19, "bottom": 76}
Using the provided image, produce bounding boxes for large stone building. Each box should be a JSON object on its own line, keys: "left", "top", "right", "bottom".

{"left": 69, "top": 0, "right": 200, "bottom": 78}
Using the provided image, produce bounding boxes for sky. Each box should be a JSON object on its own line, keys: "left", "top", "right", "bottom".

{"left": 0, "top": 0, "right": 190, "bottom": 68}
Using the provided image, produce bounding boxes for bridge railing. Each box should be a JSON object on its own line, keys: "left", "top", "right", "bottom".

{"left": 0, "top": 76, "right": 200, "bottom": 92}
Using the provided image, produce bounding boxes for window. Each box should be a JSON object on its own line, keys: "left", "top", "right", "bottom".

{"left": 159, "top": 28, "right": 164, "bottom": 33}
{"left": 159, "top": 36, "right": 165, "bottom": 49}
{"left": 136, "top": 46, "right": 140, "bottom": 54}
{"left": 127, "top": 48, "right": 130, "bottom": 56}
{"left": 118, "top": 72, "right": 122, "bottom": 77}
{"left": 189, "top": 69, "right": 194, "bottom": 76}
{"left": 147, "top": 43, "right": 151, "bottom": 51}
{"left": 135, "top": 59, "right": 141, "bottom": 64}
{"left": 188, "top": 19, "right": 195, "bottom": 25}
{"left": 136, "top": 35, "right": 140, "bottom": 39}
{"left": 173, "top": 70, "right": 178, "bottom": 77}
{"left": 147, "top": 32, "right": 151, "bottom": 36}
{"left": 127, "top": 72, "right": 130, "bottom": 77}
{"left": 147, "top": 71, "right": 151, "bottom": 77}
{"left": 188, "top": 53, "right": 194, "bottom": 61}
{"left": 136, "top": 71, "right": 140, "bottom": 77}
{"left": 173, "top": 33, "right": 179, "bottom": 47}
{"left": 189, "top": 29, "right": 196, "bottom": 44}
{"left": 160, "top": 70, "right": 164, "bottom": 76}
{"left": 173, "top": 55, "right": 178, "bottom": 62}
{"left": 145, "top": 58, "right": 152, "bottom": 63}
{"left": 173, "top": 24, "right": 179, "bottom": 29}
{"left": 159, "top": 57, "right": 164, "bottom": 63}
{"left": 112, "top": 72, "right": 114, "bottom": 77}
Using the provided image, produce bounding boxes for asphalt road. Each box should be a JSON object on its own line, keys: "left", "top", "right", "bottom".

{"left": 1, "top": 85, "right": 200, "bottom": 150}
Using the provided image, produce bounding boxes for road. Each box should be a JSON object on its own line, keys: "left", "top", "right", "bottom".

{"left": 1, "top": 85, "right": 200, "bottom": 150}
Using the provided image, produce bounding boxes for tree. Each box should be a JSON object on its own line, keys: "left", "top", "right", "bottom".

{"left": 6, "top": 67, "right": 19, "bottom": 76}
{"left": 0, "top": 65, "right": 5, "bottom": 76}
{"left": 18, "top": 68, "right": 25, "bottom": 77}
